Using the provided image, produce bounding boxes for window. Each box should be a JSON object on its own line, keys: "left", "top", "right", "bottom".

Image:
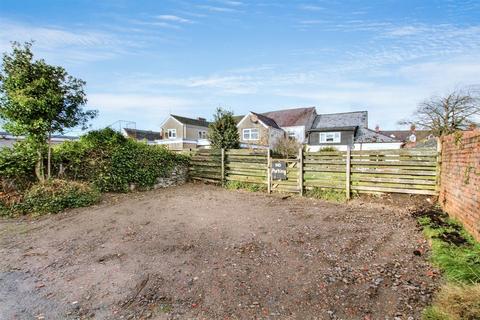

{"left": 287, "top": 131, "right": 296, "bottom": 138}
{"left": 167, "top": 129, "right": 176, "bottom": 139}
{"left": 243, "top": 128, "right": 259, "bottom": 141}
{"left": 198, "top": 131, "right": 207, "bottom": 139}
{"left": 319, "top": 132, "right": 341, "bottom": 143}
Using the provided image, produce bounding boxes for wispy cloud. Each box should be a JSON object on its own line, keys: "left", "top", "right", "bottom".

{"left": 299, "top": 4, "right": 324, "bottom": 11}
{"left": 155, "top": 15, "right": 193, "bottom": 24}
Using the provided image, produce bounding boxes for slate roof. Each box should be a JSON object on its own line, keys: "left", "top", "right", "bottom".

{"left": 380, "top": 130, "right": 431, "bottom": 142}
{"left": 310, "top": 111, "right": 368, "bottom": 130}
{"left": 171, "top": 114, "right": 210, "bottom": 127}
{"left": 261, "top": 107, "right": 316, "bottom": 127}
{"left": 250, "top": 112, "right": 281, "bottom": 129}
{"left": 124, "top": 128, "right": 161, "bottom": 141}
{"left": 355, "top": 127, "right": 399, "bottom": 143}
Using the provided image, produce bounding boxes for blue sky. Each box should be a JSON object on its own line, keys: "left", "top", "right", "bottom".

{"left": 1, "top": 0, "right": 479, "bottom": 134}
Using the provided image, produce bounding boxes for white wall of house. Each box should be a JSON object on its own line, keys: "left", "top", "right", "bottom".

{"left": 281, "top": 126, "right": 306, "bottom": 143}
{"left": 307, "top": 142, "right": 402, "bottom": 152}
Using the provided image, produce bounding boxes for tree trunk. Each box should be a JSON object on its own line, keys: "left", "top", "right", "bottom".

{"left": 35, "top": 150, "right": 45, "bottom": 182}
{"left": 47, "top": 132, "right": 52, "bottom": 179}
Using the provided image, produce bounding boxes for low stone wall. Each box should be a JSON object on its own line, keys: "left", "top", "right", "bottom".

{"left": 439, "top": 130, "right": 480, "bottom": 240}
{"left": 153, "top": 165, "right": 189, "bottom": 189}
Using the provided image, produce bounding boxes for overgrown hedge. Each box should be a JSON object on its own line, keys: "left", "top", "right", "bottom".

{"left": 0, "top": 128, "right": 190, "bottom": 215}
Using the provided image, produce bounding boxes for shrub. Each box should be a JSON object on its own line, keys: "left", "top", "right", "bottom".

{"left": 273, "top": 136, "right": 302, "bottom": 158}
{"left": 53, "top": 128, "right": 189, "bottom": 192}
{"left": 0, "top": 141, "right": 39, "bottom": 192}
{"left": 18, "top": 179, "right": 101, "bottom": 216}
{"left": 305, "top": 187, "right": 346, "bottom": 202}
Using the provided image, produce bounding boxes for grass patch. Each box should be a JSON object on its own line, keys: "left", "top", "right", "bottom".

{"left": 422, "top": 284, "right": 480, "bottom": 320}
{"left": 305, "top": 187, "right": 346, "bottom": 202}
{"left": 225, "top": 181, "right": 267, "bottom": 192}
{"left": 415, "top": 208, "right": 480, "bottom": 284}
{"left": 414, "top": 207, "right": 480, "bottom": 320}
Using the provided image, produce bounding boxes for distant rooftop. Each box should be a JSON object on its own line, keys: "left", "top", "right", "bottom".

{"left": 250, "top": 112, "right": 281, "bottom": 129}
{"left": 262, "top": 107, "right": 316, "bottom": 127}
{"left": 124, "top": 128, "right": 161, "bottom": 141}
{"left": 171, "top": 114, "right": 210, "bottom": 127}
{"left": 311, "top": 111, "right": 368, "bottom": 130}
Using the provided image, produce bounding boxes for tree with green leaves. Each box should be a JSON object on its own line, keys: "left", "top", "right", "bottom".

{"left": 0, "top": 41, "right": 97, "bottom": 181}
{"left": 208, "top": 107, "right": 240, "bottom": 150}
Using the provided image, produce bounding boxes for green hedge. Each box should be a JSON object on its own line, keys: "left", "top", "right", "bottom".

{"left": 52, "top": 128, "right": 189, "bottom": 192}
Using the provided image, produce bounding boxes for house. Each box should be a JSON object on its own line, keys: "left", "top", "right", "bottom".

{"left": 379, "top": 127, "right": 435, "bottom": 148}
{"left": 157, "top": 114, "right": 210, "bottom": 150}
{"left": 236, "top": 112, "right": 285, "bottom": 148}
{"left": 235, "top": 107, "right": 317, "bottom": 149}
{"left": 306, "top": 111, "right": 402, "bottom": 151}
{"left": 0, "top": 131, "right": 78, "bottom": 149}
{"left": 123, "top": 128, "right": 161, "bottom": 145}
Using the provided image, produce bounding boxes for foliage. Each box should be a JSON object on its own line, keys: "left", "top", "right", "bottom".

{"left": 422, "top": 284, "right": 480, "bottom": 320}
{"left": 400, "top": 87, "right": 480, "bottom": 137}
{"left": 418, "top": 213, "right": 480, "bottom": 284}
{"left": 0, "top": 41, "right": 97, "bottom": 180}
{"left": 417, "top": 208, "right": 480, "bottom": 320}
{"left": 226, "top": 180, "right": 266, "bottom": 192}
{"left": 0, "top": 141, "right": 39, "bottom": 191}
{"left": 273, "top": 136, "right": 301, "bottom": 158}
{"left": 54, "top": 128, "right": 189, "bottom": 192}
{"left": 319, "top": 146, "right": 338, "bottom": 152}
{"left": 208, "top": 107, "right": 240, "bottom": 150}
{"left": 305, "top": 187, "right": 346, "bottom": 202}
{"left": 1, "top": 179, "right": 100, "bottom": 216}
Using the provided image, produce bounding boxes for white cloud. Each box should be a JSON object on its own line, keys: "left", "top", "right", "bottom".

{"left": 155, "top": 15, "right": 193, "bottom": 24}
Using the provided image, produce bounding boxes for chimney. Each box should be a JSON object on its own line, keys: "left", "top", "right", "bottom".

{"left": 375, "top": 124, "right": 380, "bottom": 133}
{"left": 197, "top": 117, "right": 206, "bottom": 121}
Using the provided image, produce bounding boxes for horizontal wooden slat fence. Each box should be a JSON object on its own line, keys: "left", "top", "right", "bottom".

{"left": 225, "top": 149, "right": 268, "bottom": 185}
{"left": 189, "top": 148, "right": 439, "bottom": 196}
{"left": 189, "top": 149, "right": 222, "bottom": 183}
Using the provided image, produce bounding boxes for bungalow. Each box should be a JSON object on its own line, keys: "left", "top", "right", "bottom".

{"left": 235, "top": 107, "right": 317, "bottom": 148}
{"left": 157, "top": 114, "right": 210, "bottom": 150}
{"left": 123, "top": 128, "right": 161, "bottom": 145}
{"left": 379, "top": 127, "right": 435, "bottom": 148}
{"left": 307, "top": 111, "right": 402, "bottom": 151}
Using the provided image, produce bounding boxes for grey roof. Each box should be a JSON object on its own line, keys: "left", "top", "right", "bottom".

{"left": 171, "top": 114, "right": 210, "bottom": 127}
{"left": 124, "top": 128, "right": 161, "bottom": 141}
{"left": 310, "top": 111, "right": 368, "bottom": 130}
{"left": 355, "top": 127, "right": 399, "bottom": 143}
{"left": 309, "top": 126, "right": 357, "bottom": 132}
{"left": 261, "top": 107, "right": 316, "bottom": 127}
{"left": 250, "top": 112, "right": 281, "bottom": 129}
{"left": 380, "top": 130, "right": 432, "bottom": 142}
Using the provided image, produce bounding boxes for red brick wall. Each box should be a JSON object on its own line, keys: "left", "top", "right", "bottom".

{"left": 439, "top": 130, "right": 480, "bottom": 241}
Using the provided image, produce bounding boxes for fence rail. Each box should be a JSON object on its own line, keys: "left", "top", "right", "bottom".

{"left": 189, "top": 148, "right": 439, "bottom": 196}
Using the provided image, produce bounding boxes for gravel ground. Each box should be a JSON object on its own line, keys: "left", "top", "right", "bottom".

{"left": 0, "top": 183, "right": 440, "bottom": 320}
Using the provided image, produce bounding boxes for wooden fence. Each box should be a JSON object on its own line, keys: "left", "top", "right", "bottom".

{"left": 189, "top": 148, "right": 439, "bottom": 196}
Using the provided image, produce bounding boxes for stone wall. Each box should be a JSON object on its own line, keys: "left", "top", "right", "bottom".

{"left": 439, "top": 130, "right": 480, "bottom": 240}
{"left": 154, "top": 165, "right": 189, "bottom": 189}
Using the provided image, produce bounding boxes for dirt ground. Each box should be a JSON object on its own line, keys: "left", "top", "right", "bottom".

{"left": 0, "top": 183, "right": 440, "bottom": 320}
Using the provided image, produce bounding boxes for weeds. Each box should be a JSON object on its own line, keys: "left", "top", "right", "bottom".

{"left": 225, "top": 181, "right": 267, "bottom": 192}
{"left": 415, "top": 207, "right": 480, "bottom": 320}
{"left": 305, "top": 187, "right": 346, "bottom": 202}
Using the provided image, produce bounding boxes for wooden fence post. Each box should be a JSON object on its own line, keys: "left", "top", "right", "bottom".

{"left": 221, "top": 148, "right": 225, "bottom": 187}
{"left": 346, "top": 145, "right": 351, "bottom": 200}
{"left": 299, "top": 147, "right": 304, "bottom": 196}
{"left": 267, "top": 149, "right": 272, "bottom": 194}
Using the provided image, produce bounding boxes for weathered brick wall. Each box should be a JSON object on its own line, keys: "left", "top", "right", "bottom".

{"left": 439, "top": 130, "right": 480, "bottom": 240}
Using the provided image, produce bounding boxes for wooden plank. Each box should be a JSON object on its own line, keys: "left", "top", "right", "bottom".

{"left": 226, "top": 175, "right": 267, "bottom": 184}
{"left": 351, "top": 185, "right": 438, "bottom": 195}
{"left": 350, "top": 149, "right": 437, "bottom": 156}
{"left": 221, "top": 148, "right": 225, "bottom": 186}
{"left": 267, "top": 149, "right": 271, "bottom": 194}
{"left": 350, "top": 176, "right": 437, "bottom": 185}
{"left": 351, "top": 181, "right": 436, "bottom": 190}
{"left": 351, "top": 168, "right": 437, "bottom": 176}
{"left": 349, "top": 160, "right": 437, "bottom": 167}
{"left": 226, "top": 149, "right": 268, "bottom": 155}
{"left": 346, "top": 145, "right": 351, "bottom": 200}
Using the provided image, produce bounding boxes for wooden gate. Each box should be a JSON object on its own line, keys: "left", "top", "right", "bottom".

{"left": 269, "top": 149, "right": 303, "bottom": 194}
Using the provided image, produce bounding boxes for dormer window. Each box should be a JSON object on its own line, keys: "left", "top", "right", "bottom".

{"left": 319, "top": 132, "right": 341, "bottom": 143}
